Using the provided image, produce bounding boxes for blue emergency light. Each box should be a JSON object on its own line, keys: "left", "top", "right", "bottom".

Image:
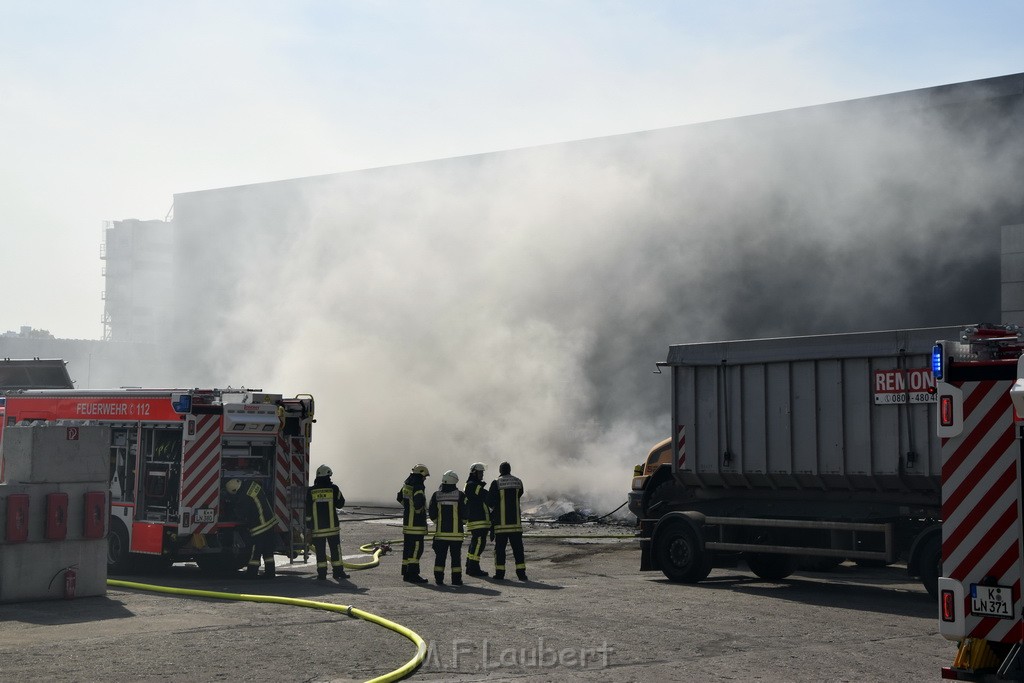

{"left": 931, "top": 344, "right": 943, "bottom": 381}
{"left": 171, "top": 393, "right": 192, "bottom": 414}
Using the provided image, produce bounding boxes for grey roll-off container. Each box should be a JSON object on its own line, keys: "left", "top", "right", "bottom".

{"left": 636, "top": 325, "right": 962, "bottom": 596}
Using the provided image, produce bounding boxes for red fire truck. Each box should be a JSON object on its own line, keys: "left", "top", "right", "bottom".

{"left": 934, "top": 324, "right": 1024, "bottom": 680}
{"left": 0, "top": 387, "right": 314, "bottom": 573}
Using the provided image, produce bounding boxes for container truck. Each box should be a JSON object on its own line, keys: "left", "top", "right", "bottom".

{"left": 631, "top": 326, "right": 963, "bottom": 596}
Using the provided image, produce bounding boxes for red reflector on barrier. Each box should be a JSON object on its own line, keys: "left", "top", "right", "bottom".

{"left": 941, "top": 589, "right": 956, "bottom": 622}
{"left": 44, "top": 492, "right": 68, "bottom": 540}
{"left": 83, "top": 491, "right": 106, "bottom": 539}
{"left": 5, "top": 494, "right": 29, "bottom": 543}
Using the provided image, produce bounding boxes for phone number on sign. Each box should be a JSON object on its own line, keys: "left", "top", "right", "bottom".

{"left": 874, "top": 392, "right": 935, "bottom": 404}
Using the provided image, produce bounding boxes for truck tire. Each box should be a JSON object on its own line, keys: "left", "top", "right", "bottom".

{"left": 107, "top": 519, "right": 134, "bottom": 575}
{"left": 745, "top": 552, "right": 797, "bottom": 581}
{"left": 656, "top": 522, "right": 711, "bottom": 583}
{"left": 918, "top": 535, "right": 941, "bottom": 599}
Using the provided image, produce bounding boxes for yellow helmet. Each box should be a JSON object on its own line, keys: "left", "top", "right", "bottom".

{"left": 225, "top": 479, "right": 241, "bottom": 495}
{"left": 411, "top": 464, "right": 430, "bottom": 477}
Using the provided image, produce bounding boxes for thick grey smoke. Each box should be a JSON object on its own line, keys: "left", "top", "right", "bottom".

{"left": 159, "top": 81, "right": 1024, "bottom": 512}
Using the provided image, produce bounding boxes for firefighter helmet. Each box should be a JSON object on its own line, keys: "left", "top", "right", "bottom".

{"left": 412, "top": 464, "right": 430, "bottom": 477}
{"left": 442, "top": 470, "right": 459, "bottom": 485}
{"left": 470, "top": 462, "right": 486, "bottom": 474}
{"left": 225, "top": 479, "right": 242, "bottom": 495}
{"left": 316, "top": 464, "right": 332, "bottom": 478}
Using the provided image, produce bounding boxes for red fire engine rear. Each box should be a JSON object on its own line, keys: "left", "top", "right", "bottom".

{"left": 934, "top": 324, "right": 1024, "bottom": 680}
{"left": 0, "top": 387, "right": 314, "bottom": 573}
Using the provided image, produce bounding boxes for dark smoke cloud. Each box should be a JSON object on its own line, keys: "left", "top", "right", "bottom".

{"left": 154, "top": 78, "right": 1024, "bottom": 511}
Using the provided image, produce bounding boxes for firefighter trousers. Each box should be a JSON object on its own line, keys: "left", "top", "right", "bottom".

{"left": 312, "top": 534, "right": 346, "bottom": 578}
{"left": 247, "top": 530, "right": 276, "bottom": 577}
{"left": 432, "top": 539, "right": 463, "bottom": 582}
{"left": 494, "top": 532, "right": 525, "bottom": 574}
{"left": 466, "top": 527, "right": 489, "bottom": 563}
{"left": 402, "top": 534, "right": 426, "bottom": 577}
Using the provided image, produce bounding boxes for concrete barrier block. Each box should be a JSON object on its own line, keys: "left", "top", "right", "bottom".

{"left": 0, "top": 539, "right": 107, "bottom": 602}
{"left": 2, "top": 424, "right": 109, "bottom": 484}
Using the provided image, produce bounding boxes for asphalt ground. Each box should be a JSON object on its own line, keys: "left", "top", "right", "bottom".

{"left": 0, "top": 505, "right": 952, "bottom": 682}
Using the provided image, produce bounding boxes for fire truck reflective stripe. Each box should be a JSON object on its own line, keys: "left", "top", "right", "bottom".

{"left": 943, "top": 383, "right": 1011, "bottom": 482}
{"left": 273, "top": 434, "right": 290, "bottom": 531}
{"left": 290, "top": 437, "right": 305, "bottom": 487}
{"left": 944, "top": 445, "right": 1016, "bottom": 539}
{"left": 959, "top": 545, "right": 1021, "bottom": 642}
{"left": 290, "top": 437, "right": 306, "bottom": 516}
{"left": 181, "top": 415, "right": 221, "bottom": 534}
{"left": 950, "top": 500, "right": 1017, "bottom": 582}
{"left": 182, "top": 443, "right": 220, "bottom": 498}
{"left": 181, "top": 420, "right": 219, "bottom": 497}
{"left": 941, "top": 379, "right": 1022, "bottom": 643}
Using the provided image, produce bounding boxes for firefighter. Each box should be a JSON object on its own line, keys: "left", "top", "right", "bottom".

{"left": 225, "top": 478, "right": 280, "bottom": 579}
{"left": 487, "top": 461, "right": 528, "bottom": 581}
{"left": 397, "top": 464, "right": 430, "bottom": 583}
{"left": 306, "top": 464, "right": 349, "bottom": 581}
{"left": 429, "top": 470, "right": 467, "bottom": 585}
{"left": 464, "top": 462, "right": 490, "bottom": 577}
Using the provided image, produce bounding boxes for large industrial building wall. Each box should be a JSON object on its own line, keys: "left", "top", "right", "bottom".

{"left": 157, "top": 74, "right": 1024, "bottom": 485}
{"left": 167, "top": 74, "right": 1024, "bottom": 361}
{"left": 101, "top": 219, "right": 174, "bottom": 343}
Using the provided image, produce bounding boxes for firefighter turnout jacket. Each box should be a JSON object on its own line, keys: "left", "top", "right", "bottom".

{"left": 306, "top": 476, "right": 345, "bottom": 538}
{"left": 464, "top": 475, "right": 491, "bottom": 531}
{"left": 429, "top": 484, "right": 467, "bottom": 540}
{"left": 488, "top": 474, "right": 524, "bottom": 534}
{"left": 398, "top": 473, "right": 428, "bottom": 535}
{"left": 239, "top": 481, "right": 279, "bottom": 537}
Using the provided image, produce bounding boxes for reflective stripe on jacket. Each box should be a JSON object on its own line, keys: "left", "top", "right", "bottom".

{"left": 398, "top": 474, "right": 428, "bottom": 535}
{"left": 464, "top": 478, "right": 491, "bottom": 531}
{"left": 487, "top": 474, "right": 524, "bottom": 534}
{"left": 245, "top": 481, "right": 280, "bottom": 536}
{"left": 429, "top": 486, "right": 467, "bottom": 541}
{"left": 306, "top": 478, "right": 344, "bottom": 538}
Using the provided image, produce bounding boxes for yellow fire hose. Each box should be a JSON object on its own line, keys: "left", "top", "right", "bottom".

{"left": 107, "top": 578, "right": 427, "bottom": 683}
{"left": 107, "top": 531, "right": 628, "bottom": 681}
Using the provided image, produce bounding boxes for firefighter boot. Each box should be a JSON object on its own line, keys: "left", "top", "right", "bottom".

{"left": 317, "top": 570, "right": 328, "bottom": 580}
{"left": 263, "top": 563, "right": 276, "bottom": 580}
{"left": 434, "top": 571, "right": 445, "bottom": 585}
{"left": 404, "top": 572, "right": 428, "bottom": 584}
{"left": 517, "top": 569, "right": 529, "bottom": 582}
{"left": 493, "top": 571, "right": 505, "bottom": 580}
{"left": 334, "top": 569, "right": 349, "bottom": 581}
{"left": 466, "top": 560, "right": 488, "bottom": 577}
{"left": 452, "top": 570, "right": 463, "bottom": 586}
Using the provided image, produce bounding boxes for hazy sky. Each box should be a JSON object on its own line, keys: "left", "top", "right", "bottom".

{"left": 2, "top": 1, "right": 1022, "bottom": 340}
